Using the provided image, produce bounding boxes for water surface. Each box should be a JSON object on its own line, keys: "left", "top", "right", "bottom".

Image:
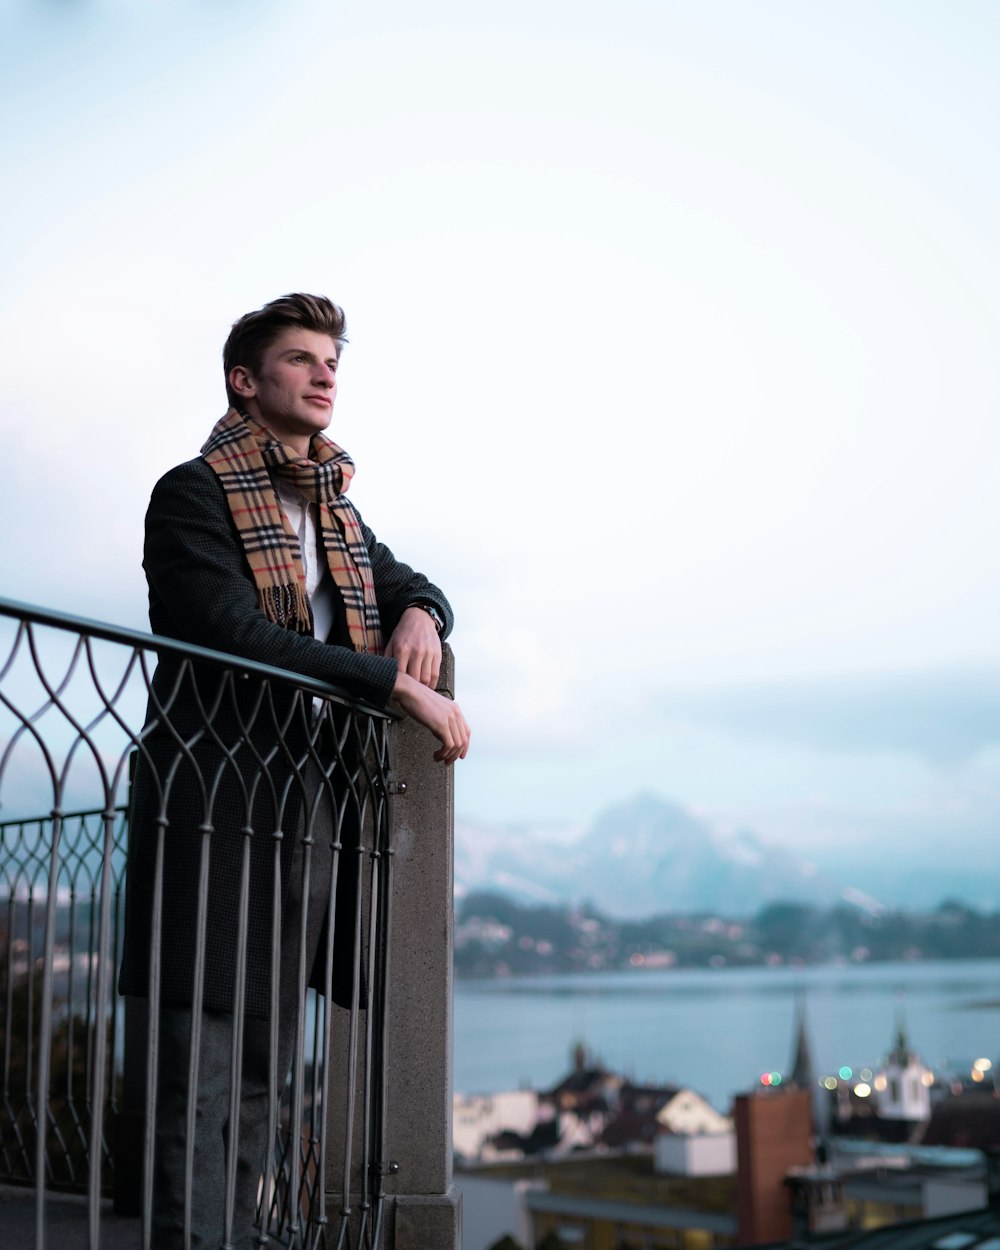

{"left": 454, "top": 958, "right": 1000, "bottom": 1108}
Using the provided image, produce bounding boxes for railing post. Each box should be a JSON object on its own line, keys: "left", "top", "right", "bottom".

{"left": 114, "top": 751, "right": 145, "bottom": 1218}
{"left": 113, "top": 995, "right": 148, "bottom": 1216}
{"left": 324, "top": 646, "right": 461, "bottom": 1249}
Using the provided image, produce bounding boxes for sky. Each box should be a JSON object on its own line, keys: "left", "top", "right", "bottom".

{"left": 3, "top": 0, "right": 1000, "bottom": 879}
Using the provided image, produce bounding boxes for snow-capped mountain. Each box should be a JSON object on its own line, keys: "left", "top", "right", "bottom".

{"left": 455, "top": 792, "right": 878, "bottom": 917}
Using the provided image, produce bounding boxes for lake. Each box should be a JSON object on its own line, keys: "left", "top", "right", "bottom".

{"left": 453, "top": 958, "right": 1000, "bottom": 1109}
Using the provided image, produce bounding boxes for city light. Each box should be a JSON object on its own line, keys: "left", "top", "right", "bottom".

{"left": 760, "top": 1072, "right": 783, "bottom": 1087}
{"left": 838, "top": 1066, "right": 853, "bottom": 1080}
{"left": 854, "top": 1082, "right": 872, "bottom": 1098}
{"left": 860, "top": 1068, "right": 873, "bottom": 1081}
{"left": 822, "top": 1076, "right": 838, "bottom": 1091}
{"left": 921, "top": 1072, "right": 935, "bottom": 1087}
{"left": 973, "top": 1058, "right": 993, "bottom": 1072}
{"left": 873, "top": 1074, "right": 888, "bottom": 1092}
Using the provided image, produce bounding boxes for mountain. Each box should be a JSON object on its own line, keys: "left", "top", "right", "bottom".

{"left": 455, "top": 792, "right": 878, "bottom": 918}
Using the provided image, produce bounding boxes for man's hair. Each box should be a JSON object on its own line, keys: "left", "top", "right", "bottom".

{"left": 223, "top": 293, "right": 348, "bottom": 406}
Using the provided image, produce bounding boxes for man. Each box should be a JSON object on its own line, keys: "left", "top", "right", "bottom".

{"left": 118, "top": 293, "right": 470, "bottom": 1248}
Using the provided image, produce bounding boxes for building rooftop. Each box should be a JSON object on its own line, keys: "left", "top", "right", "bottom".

{"left": 813, "top": 1204, "right": 1000, "bottom": 1250}
{"left": 459, "top": 1150, "right": 736, "bottom": 1215}
{"left": 923, "top": 1093, "right": 1000, "bottom": 1151}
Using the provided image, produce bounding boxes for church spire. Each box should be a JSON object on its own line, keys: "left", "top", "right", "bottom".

{"left": 788, "top": 990, "right": 815, "bottom": 1090}
{"left": 890, "top": 998, "right": 912, "bottom": 1066}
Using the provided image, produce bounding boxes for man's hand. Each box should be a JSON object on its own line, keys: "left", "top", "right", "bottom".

{"left": 392, "top": 671, "right": 471, "bottom": 764}
{"left": 383, "top": 605, "right": 442, "bottom": 690}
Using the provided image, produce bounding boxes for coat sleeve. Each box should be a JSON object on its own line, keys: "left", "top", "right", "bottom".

{"left": 144, "top": 458, "right": 400, "bottom": 707}
{"left": 358, "top": 515, "right": 455, "bottom": 642}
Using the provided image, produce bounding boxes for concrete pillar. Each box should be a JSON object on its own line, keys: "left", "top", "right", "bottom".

{"left": 325, "top": 646, "right": 461, "bottom": 1250}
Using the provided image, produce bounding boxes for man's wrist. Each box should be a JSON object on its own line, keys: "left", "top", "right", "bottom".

{"left": 409, "top": 601, "right": 445, "bottom": 636}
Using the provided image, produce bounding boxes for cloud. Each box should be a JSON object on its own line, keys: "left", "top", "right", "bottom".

{"left": 652, "top": 668, "right": 1000, "bottom": 763}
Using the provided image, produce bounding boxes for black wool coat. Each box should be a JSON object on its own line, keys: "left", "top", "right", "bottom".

{"left": 117, "top": 457, "right": 453, "bottom": 1017}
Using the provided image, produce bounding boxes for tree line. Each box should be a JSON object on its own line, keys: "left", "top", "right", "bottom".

{"left": 454, "top": 891, "right": 1000, "bottom": 978}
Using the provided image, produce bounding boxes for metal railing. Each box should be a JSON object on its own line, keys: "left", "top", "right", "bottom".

{"left": 1, "top": 803, "right": 128, "bottom": 1196}
{"left": 0, "top": 596, "right": 403, "bottom": 1249}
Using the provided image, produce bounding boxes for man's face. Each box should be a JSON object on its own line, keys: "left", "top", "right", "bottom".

{"left": 230, "top": 327, "right": 339, "bottom": 454}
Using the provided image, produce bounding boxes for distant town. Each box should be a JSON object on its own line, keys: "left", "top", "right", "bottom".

{"left": 456, "top": 1006, "right": 1000, "bottom": 1250}
{"left": 455, "top": 889, "right": 1000, "bottom": 978}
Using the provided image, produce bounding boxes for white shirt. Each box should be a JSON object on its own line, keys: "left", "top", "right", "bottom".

{"left": 271, "top": 476, "right": 337, "bottom": 643}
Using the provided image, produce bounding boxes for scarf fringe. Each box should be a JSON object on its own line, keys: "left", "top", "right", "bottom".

{"left": 259, "top": 584, "right": 313, "bottom": 634}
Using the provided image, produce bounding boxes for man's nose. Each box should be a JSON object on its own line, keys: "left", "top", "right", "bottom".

{"left": 312, "top": 362, "right": 336, "bottom": 387}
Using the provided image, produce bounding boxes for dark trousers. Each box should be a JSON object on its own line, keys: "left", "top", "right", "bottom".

{"left": 150, "top": 801, "right": 336, "bottom": 1250}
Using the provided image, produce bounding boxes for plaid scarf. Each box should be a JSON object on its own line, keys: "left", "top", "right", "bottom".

{"left": 200, "top": 408, "right": 383, "bottom": 653}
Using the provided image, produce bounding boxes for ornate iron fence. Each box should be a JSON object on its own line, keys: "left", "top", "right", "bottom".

{"left": 0, "top": 595, "right": 399, "bottom": 1249}
{"left": 0, "top": 804, "right": 128, "bottom": 1196}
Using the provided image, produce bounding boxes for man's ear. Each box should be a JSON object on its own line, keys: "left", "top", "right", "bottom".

{"left": 229, "top": 365, "right": 256, "bottom": 399}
